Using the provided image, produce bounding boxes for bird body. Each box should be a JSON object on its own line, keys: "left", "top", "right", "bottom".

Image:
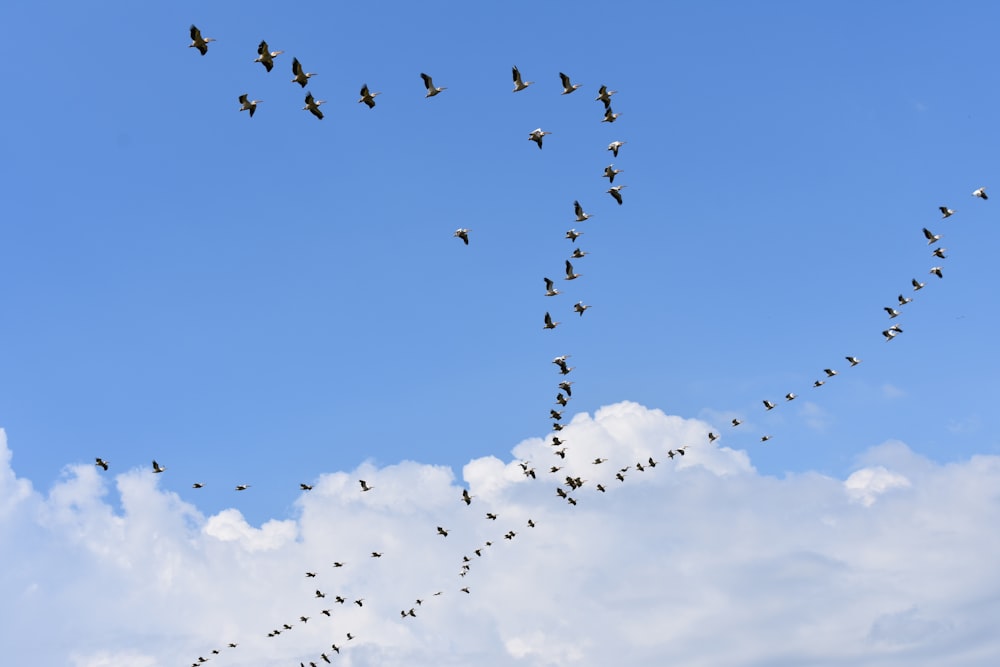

{"left": 544, "top": 277, "right": 560, "bottom": 296}
{"left": 595, "top": 85, "right": 617, "bottom": 107}
{"left": 564, "top": 260, "right": 581, "bottom": 280}
{"left": 923, "top": 227, "right": 942, "bottom": 244}
{"left": 573, "top": 200, "right": 592, "bottom": 222}
{"left": 898, "top": 294, "right": 913, "bottom": 306}
{"left": 95, "top": 457, "right": 109, "bottom": 471}
{"left": 152, "top": 460, "right": 166, "bottom": 473}
{"left": 565, "top": 229, "right": 584, "bottom": 242}
{"left": 763, "top": 400, "right": 775, "bottom": 410}
{"left": 602, "top": 108, "right": 622, "bottom": 123}
{"left": 235, "top": 484, "right": 250, "bottom": 491}
{"left": 930, "top": 266, "right": 943, "bottom": 279}
{"left": 574, "top": 301, "right": 590, "bottom": 316}
{"left": 939, "top": 206, "right": 954, "bottom": 218}
{"left": 360, "top": 480, "right": 374, "bottom": 492}
{"left": 846, "top": 356, "right": 861, "bottom": 366}
{"left": 603, "top": 165, "right": 623, "bottom": 183}
{"left": 607, "top": 140, "right": 626, "bottom": 157}
{"left": 973, "top": 187, "right": 988, "bottom": 200}
{"left": 912, "top": 278, "right": 925, "bottom": 291}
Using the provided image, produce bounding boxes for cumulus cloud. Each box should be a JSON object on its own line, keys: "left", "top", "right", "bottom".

{"left": 2, "top": 406, "right": 1000, "bottom": 666}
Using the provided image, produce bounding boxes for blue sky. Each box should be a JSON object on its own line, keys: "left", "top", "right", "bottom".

{"left": 2, "top": 2, "right": 1000, "bottom": 665}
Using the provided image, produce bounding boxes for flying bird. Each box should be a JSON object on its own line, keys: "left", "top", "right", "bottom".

{"left": 188, "top": 25, "right": 215, "bottom": 55}
{"left": 559, "top": 72, "right": 582, "bottom": 94}
{"left": 550, "top": 409, "right": 564, "bottom": 421}
{"left": 359, "top": 480, "right": 373, "bottom": 492}
{"left": 922, "top": 227, "right": 942, "bottom": 244}
{"left": 235, "top": 484, "right": 250, "bottom": 491}
{"left": 564, "top": 260, "right": 581, "bottom": 280}
{"left": 571, "top": 248, "right": 589, "bottom": 259}
{"left": 558, "top": 381, "right": 573, "bottom": 395}
{"left": 565, "top": 229, "right": 584, "bottom": 242}
{"left": 731, "top": 418, "right": 742, "bottom": 427}
{"left": 574, "top": 200, "right": 592, "bottom": 222}
{"left": 846, "top": 356, "right": 861, "bottom": 366}
{"left": 932, "top": 247, "right": 947, "bottom": 259}
{"left": 95, "top": 458, "right": 109, "bottom": 471}
{"left": 574, "top": 301, "right": 591, "bottom": 316}
{"left": 603, "top": 165, "right": 623, "bottom": 183}
{"left": 785, "top": 393, "right": 796, "bottom": 401}
{"left": 152, "top": 460, "right": 166, "bottom": 473}
{"left": 528, "top": 128, "right": 551, "bottom": 149}
{"left": 300, "top": 483, "right": 313, "bottom": 491}
{"left": 882, "top": 326, "right": 903, "bottom": 341}
{"left": 763, "top": 400, "right": 775, "bottom": 411}
{"left": 602, "top": 107, "right": 622, "bottom": 123}
{"left": 607, "top": 185, "right": 626, "bottom": 205}
{"left": 898, "top": 294, "right": 913, "bottom": 306}
{"left": 421, "top": 72, "right": 446, "bottom": 97}
{"left": 973, "top": 187, "right": 988, "bottom": 200}
{"left": 303, "top": 92, "right": 326, "bottom": 119}
{"left": 761, "top": 435, "right": 772, "bottom": 442}
{"left": 461, "top": 489, "right": 472, "bottom": 505}
{"left": 544, "top": 277, "right": 560, "bottom": 296}
{"left": 708, "top": 432, "right": 719, "bottom": 443}
{"left": 555, "top": 393, "right": 568, "bottom": 406}
{"left": 454, "top": 228, "right": 470, "bottom": 245}
{"left": 358, "top": 84, "right": 381, "bottom": 108}
{"left": 608, "top": 140, "right": 626, "bottom": 157}
{"left": 595, "top": 85, "right": 617, "bottom": 107}
{"left": 255, "top": 41, "right": 284, "bottom": 72}
{"left": 238, "top": 94, "right": 262, "bottom": 117}
{"left": 512, "top": 66, "right": 534, "bottom": 92}
{"left": 192, "top": 482, "right": 204, "bottom": 488}
{"left": 930, "top": 266, "right": 943, "bottom": 279}
{"left": 813, "top": 380, "right": 825, "bottom": 388}
{"left": 824, "top": 368, "right": 838, "bottom": 377}
{"left": 939, "top": 206, "right": 954, "bottom": 218}
{"left": 543, "top": 312, "right": 560, "bottom": 330}
{"left": 912, "top": 278, "right": 925, "bottom": 291}
{"left": 291, "top": 58, "right": 317, "bottom": 87}
{"left": 437, "top": 526, "right": 449, "bottom": 537}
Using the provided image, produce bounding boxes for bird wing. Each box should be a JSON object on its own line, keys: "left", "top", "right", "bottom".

{"left": 421, "top": 73, "right": 433, "bottom": 89}
{"left": 258, "top": 40, "right": 267, "bottom": 56}
{"left": 190, "top": 25, "right": 201, "bottom": 41}
{"left": 565, "top": 260, "right": 573, "bottom": 276}
{"left": 292, "top": 58, "right": 302, "bottom": 76}
{"left": 544, "top": 277, "right": 554, "bottom": 290}
{"left": 512, "top": 66, "right": 520, "bottom": 83}
{"left": 559, "top": 72, "right": 571, "bottom": 88}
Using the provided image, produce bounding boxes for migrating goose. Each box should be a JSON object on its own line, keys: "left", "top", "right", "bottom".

{"left": 238, "top": 94, "right": 262, "bottom": 117}
{"left": 571, "top": 248, "right": 589, "bottom": 259}
{"left": 973, "top": 187, "right": 988, "bottom": 200}
{"left": 291, "top": 58, "right": 317, "bottom": 87}
{"left": 358, "top": 84, "right": 381, "bottom": 108}
{"left": 922, "top": 227, "right": 942, "bottom": 244}
{"left": 544, "top": 277, "right": 560, "bottom": 296}
{"left": 512, "top": 66, "right": 533, "bottom": 92}
{"left": 565, "top": 228, "right": 584, "bottom": 242}
{"left": 564, "top": 260, "right": 581, "bottom": 280}
{"left": 559, "top": 72, "right": 582, "bottom": 94}
{"left": 454, "top": 228, "right": 470, "bottom": 245}
{"left": 595, "top": 85, "right": 617, "bottom": 107}
{"left": 607, "top": 185, "right": 626, "bottom": 205}
{"left": 574, "top": 301, "right": 591, "bottom": 316}
{"left": 603, "top": 165, "right": 623, "bottom": 183}
{"left": 359, "top": 480, "right": 373, "bottom": 492}
{"left": 898, "top": 294, "right": 913, "bottom": 306}
{"left": 543, "top": 312, "right": 560, "bottom": 329}
{"left": 303, "top": 92, "right": 326, "bottom": 119}
{"left": 932, "top": 247, "right": 947, "bottom": 259}
{"left": 912, "top": 278, "right": 925, "bottom": 291}
{"left": 930, "top": 266, "right": 943, "bottom": 279}
{"left": 528, "top": 128, "right": 551, "bottom": 149}
{"left": 420, "top": 72, "right": 446, "bottom": 97}
{"left": 189, "top": 25, "right": 215, "bottom": 55}
{"left": 846, "top": 356, "right": 861, "bottom": 366}
{"left": 763, "top": 400, "right": 775, "bottom": 411}
{"left": 608, "top": 140, "right": 626, "bottom": 157}
{"left": 939, "top": 206, "right": 954, "bottom": 218}
{"left": 574, "top": 200, "right": 592, "bottom": 222}
{"left": 255, "top": 41, "right": 284, "bottom": 72}
{"left": 602, "top": 108, "right": 622, "bottom": 123}
{"left": 95, "top": 457, "right": 109, "bottom": 471}
{"left": 152, "top": 460, "right": 166, "bottom": 473}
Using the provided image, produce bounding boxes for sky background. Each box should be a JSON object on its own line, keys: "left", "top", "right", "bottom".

{"left": 2, "top": 1, "right": 999, "bottom": 665}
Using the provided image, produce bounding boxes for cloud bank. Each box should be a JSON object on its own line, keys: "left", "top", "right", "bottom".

{"left": 2, "top": 401, "right": 999, "bottom": 666}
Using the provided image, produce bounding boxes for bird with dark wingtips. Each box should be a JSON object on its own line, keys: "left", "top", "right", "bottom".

{"left": 454, "top": 228, "right": 470, "bottom": 245}
{"left": 512, "top": 66, "right": 534, "bottom": 92}
{"left": 255, "top": 41, "right": 284, "bottom": 72}
{"left": 607, "top": 185, "right": 626, "bottom": 205}
{"left": 291, "top": 58, "right": 317, "bottom": 87}
{"left": 239, "top": 94, "right": 262, "bottom": 117}
{"left": 559, "top": 72, "right": 582, "bottom": 94}
{"left": 95, "top": 458, "right": 109, "bottom": 471}
{"left": 189, "top": 25, "right": 215, "bottom": 55}
{"left": 529, "top": 128, "right": 551, "bottom": 149}
{"left": 421, "top": 73, "right": 446, "bottom": 97}
{"left": 303, "top": 92, "right": 326, "bottom": 119}
{"left": 608, "top": 140, "right": 626, "bottom": 157}
{"left": 359, "top": 84, "right": 381, "bottom": 108}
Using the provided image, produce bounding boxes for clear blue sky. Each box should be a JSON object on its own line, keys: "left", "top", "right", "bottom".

{"left": 2, "top": 2, "right": 999, "bottom": 665}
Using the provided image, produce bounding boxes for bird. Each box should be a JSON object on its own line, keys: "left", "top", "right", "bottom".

{"left": 235, "top": 484, "right": 250, "bottom": 491}
{"left": 371, "top": 551, "right": 382, "bottom": 558}
{"left": 152, "top": 460, "right": 166, "bottom": 473}
{"left": 603, "top": 165, "right": 623, "bottom": 183}
{"left": 528, "top": 128, "right": 551, "bottom": 149}
{"left": 602, "top": 108, "right": 622, "bottom": 123}
{"left": 354, "top": 598, "right": 365, "bottom": 607}
{"left": 932, "top": 247, "right": 947, "bottom": 259}
{"left": 550, "top": 409, "right": 564, "bottom": 420}
{"left": 846, "top": 356, "right": 861, "bottom": 366}
{"left": 574, "top": 302, "right": 591, "bottom": 316}
{"left": 882, "top": 326, "right": 902, "bottom": 341}
{"left": 420, "top": 72, "right": 446, "bottom": 97}
{"left": 973, "top": 187, "right": 988, "bottom": 200}
{"left": 555, "top": 360, "right": 574, "bottom": 375}
{"left": 552, "top": 354, "right": 571, "bottom": 365}
{"left": 813, "top": 380, "right": 825, "bottom": 388}
{"left": 543, "top": 312, "right": 560, "bottom": 330}
{"left": 359, "top": 480, "right": 373, "bottom": 492}
{"left": 238, "top": 94, "right": 262, "bottom": 117}
{"left": 462, "top": 489, "right": 473, "bottom": 505}
{"left": 922, "top": 227, "right": 942, "bottom": 244}
{"left": 939, "top": 206, "right": 955, "bottom": 218}
{"left": 763, "top": 400, "right": 775, "bottom": 411}
{"left": 571, "top": 248, "right": 589, "bottom": 259}
{"left": 731, "top": 418, "right": 742, "bottom": 427}
{"left": 303, "top": 92, "right": 326, "bottom": 119}
{"left": 305, "top": 572, "right": 317, "bottom": 578}
{"left": 437, "top": 526, "right": 449, "bottom": 537}
{"left": 564, "top": 260, "right": 581, "bottom": 280}
{"left": 486, "top": 512, "right": 497, "bottom": 520}
{"left": 454, "top": 228, "right": 470, "bottom": 245}
{"left": 593, "top": 457, "right": 608, "bottom": 465}
{"left": 347, "top": 633, "right": 355, "bottom": 640}
{"left": 824, "top": 368, "right": 838, "bottom": 377}
{"left": 607, "top": 185, "right": 626, "bottom": 205}
{"left": 565, "top": 229, "right": 584, "bottom": 242}
{"left": 559, "top": 72, "right": 582, "bottom": 94}
{"left": 596, "top": 484, "right": 607, "bottom": 492}
{"left": 708, "top": 432, "right": 719, "bottom": 443}
{"left": 192, "top": 482, "right": 204, "bottom": 488}
{"left": 930, "top": 266, "right": 944, "bottom": 279}
{"left": 512, "top": 66, "right": 533, "bottom": 92}
{"left": 574, "top": 200, "right": 592, "bottom": 222}
{"left": 254, "top": 41, "right": 284, "bottom": 72}
{"left": 315, "top": 590, "right": 326, "bottom": 598}
{"left": 528, "top": 519, "right": 536, "bottom": 527}
{"left": 648, "top": 457, "right": 658, "bottom": 468}
{"left": 558, "top": 381, "right": 573, "bottom": 395}
{"left": 330, "top": 645, "right": 340, "bottom": 654}
{"left": 188, "top": 25, "right": 215, "bottom": 55}
{"left": 785, "top": 393, "right": 796, "bottom": 401}
{"left": 912, "top": 278, "right": 926, "bottom": 291}
{"left": 333, "top": 562, "right": 344, "bottom": 567}
{"left": 291, "top": 58, "right": 317, "bottom": 87}
{"left": 300, "top": 483, "right": 313, "bottom": 491}
{"left": 300, "top": 616, "right": 310, "bottom": 623}
{"left": 761, "top": 435, "right": 772, "bottom": 442}
{"left": 544, "top": 277, "right": 560, "bottom": 296}
{"left": 358, "top": 84, "right": 381, "bottom": 108}
{"left": 608, "top": 140, "right": 626, "bottom": 157}
{"left": 95, "top": 458, "right": 109, "bottom": 471}
{"left": 898, "top": 294, "right": 913, "bottom": 306}
{"left": 321, "top": 609, "right": 331, "bottom": 617}
{"left": 461, "top": 587, "right": 471, "bottom": 594}
{"left": 595, "top": 85, "right": 617, "bottom": 107}
{"left": 555, "top": 393, "right": 568, "bottom": 406}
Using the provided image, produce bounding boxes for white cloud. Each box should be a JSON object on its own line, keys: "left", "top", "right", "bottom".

{"left": 2, "top": 404, "right": 1000, "bottom": 666}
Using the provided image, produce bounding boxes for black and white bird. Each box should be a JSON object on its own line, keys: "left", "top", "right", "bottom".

{"left": 912, "top": 278, "right": 925, "bottom": 291}
{"left": 923, "top": 227, "right": 942, "bottom": 244}
{"left": 544, "top": 277, "right": 560, "bottom": 297}
{"left": 528, "top": 128, "right": 551, "bottom": 149}
{"left": 512, "top": 66, "right": 533, "bottom": 92}
{"left": 898, "top": 294, "right": 913, "bottom": 306}
{"left": 603, "top": 165, "right": 623, "bottom": 183}
{"left": 932, "top": 247, "right": 947, "bottom": 259}
{"left": 930, "top": 266, "right": 944, "bottom": 279}
{"left": 846, "top": 356, "right": 861, "bottom": 367}
{"left": 564, "top": 260, "right": 581, "bottom": 280}
{"left": 303, "top": 92, "right": 325, "bottom": 119}
{"left": 574, "top": 200, "right": 592, "bottom": 222}
{"left": 607, "top": 185, "right": 626, "bottom": 205}
{"left": 255, "top": 41, "right": 284, "bottom": 72}
{"left": 602, "top": 108, "right": 622, "bottom": 123}
{"left": 420, "top": 73, "right": 446, "bottom": 97}
{"left": 763, "top": 400, "right": 775, "bottom": 410}
{"left": 358, "top": 84, "right": 381, "bottom": 108}
{"left": 571, "top": 248, "right": 589, "bottom": 259}
{"left": 543, "top": 312, "right": 560, "bottom": 330}
{"left": 972, "top": 187, "right": 988, "bottom": 200}
{"left": 882, "top": 325, "right": 903, "bottom": 341}
{"left": 939, "top": 206, "right": 955, "bottom": 218}
{"left": 152, "top": 460, "right": 166, "bottom": 473}
{"left": 559, "top": 72, "right": 582, "bottom": 94}
{"left": 607, "top": 141, "right": 626, "bottom": 157}
{"left": 95, "top": 458, "right": 109, "bottom": 471}
{"left": 189, "top": 25, "right": 215, "bottom": 55}
{"left": 239, "top": 94, "right": 262, "bottom": 117}
{"left": 884, "top": 307, "right": 901, "bottom": 319}
{"left": 454, "top": 228, "right": 470, "bottom": 245}
{"left": 359, "top": 480, "right": 373, "bottom": 492}
{"left": 595, "top": 85, "right": 617, "bottom": 107}
{"left": 574, "top": 302, "right": 591, "bottom": 316}
{"left": 291, "top": 58, "right": 317, "bottom": 87}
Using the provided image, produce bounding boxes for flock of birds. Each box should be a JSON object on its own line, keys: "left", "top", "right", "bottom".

{"left": 85, "top": 24, "right": 985, "bottom": 666}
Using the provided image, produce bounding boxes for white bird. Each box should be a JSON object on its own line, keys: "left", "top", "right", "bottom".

{"left": 543, "top": 312, "right": 560, "bottom": 330}
{"left": 359, "top": 480, "right": 374, "bottom": 492}
{"left": 255, "top": 40, "right": 284, "bottom": 72}
{"left": 932, "top": 247, "right": 947, "bottom": 259}
{"left": 813, "top": 380, "right": 825, "bottom": 387}
{"left": 824, "top": 368, "right": 838, "bottom": 377}
{"left": 884, "top": 306, "right": 901, "bottom": 318}
{"left": 291, "top": 58, "right": 317, "bottom": 87}
{"left": 528, "top": 128, "right": 551, "bottom": 149}
{"left": 238, "top": 94, "right": 262, "bottom": 117}
{"left": 731, "top": 418, "right": 742, "bottom": 427}
{"left": 303, "top": 92, "right": 326, "bottom": 120}
{"left": 882, "top": 326, "right": 902, "bottom": 341}
{"left": 564, "top": 260, "right": 581, "bottom": 280}
{"left": 607, "top": 140, "right": 626, "bottom": 157}
{"left": 235, "top": 484, "right": 250, "bottom": 491}
{"left": 912, "top": 278, "right": 925, "bottom": 291}
{"left": 189, "top": 25, "right": 215, "bottom": 56}
{"left": 573, "top": 200, "right": 592, "bottom": 222}
{"left": 454, "top": 228, "right": 470, "bottom": 245}
{"left": 152, "top": 460, "right": 166, "bottom": 473}
{"left": 922, "top": 227, "right": 942, "bottom": 244}
{"left": 555, "top": 393, "right": 568, "bottom": 406}
{"left": 565, "top": 229, "right": 584, "bottom": 242}
{"left": 559, "top": 381, "right": 573, "bottom": 395}
{"left": 559, "top": 72, "right": 582, "bottom": 94}
{"left": 552, "top": 354, "right": 571, "bottom": 365}
{"left": 708, "top": 432, "right": 719, "bottom": 442}
{"left": 846, "top": 356, "right": 861, "bottom": 366}
{"left": 930, "top": 266, "right": 944, "bottom": 279}
{"left": 763, "top": 400, "right": 775, "bottom": 410}
{"left": 603, "top": 165, "right": 623, "bottom": 183}
{"left": 95, "top": 458, "right": 109, "bottom": 471}
{"left": 973, "top": 187, "right": 988, "bottom": 200}
{"left": 939, "top": 206, "right": 955, "bottom": 218}
{"left": 192, "top": 482, "right": 204, "bottom": 488}
{"left": 607, "top": 185, "right": 626, "bottom": 205}
{"left": 571, "top": 248, "right": 589, "bottom": 259}
{"left": 420, "top": 72, "right": 446, "bottom": 97}
{"left": 898, "top": 294, "right": 913, "bottom": 306}
{"left": 544, "top": 277, "right": 560, "bottom": 296}
{"left": 512, "top": 66, "right": 533, "bottom": 92}
{"left": 602, "top": 107, "right": 622, "bottom": 123}
{"left": 358, "top": 84, "right": 381, "bottom": 108}
{"left": 785, "top": 393, "right": 796, "bottom": 401}
{"left": 761, "top": 435, "right": 772, "bottom": 442}
{"left": 574, "top": 301, "right": 591, "bottom": 316}
{"left": 595, "top": 85, "right": 617, "bottom": 107}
